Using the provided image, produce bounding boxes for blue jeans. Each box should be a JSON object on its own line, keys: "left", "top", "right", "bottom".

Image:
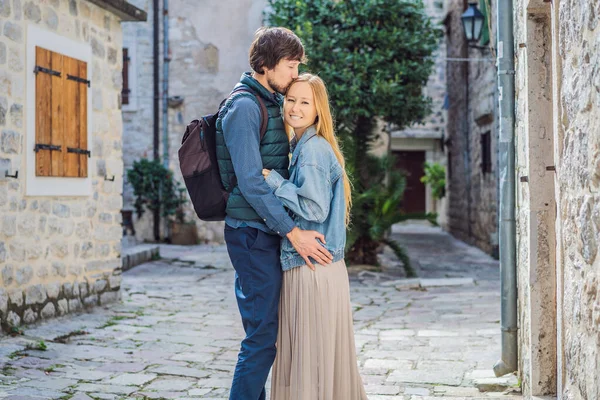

{"left": 225, "top": 225, "right": 282, "bottom": 400}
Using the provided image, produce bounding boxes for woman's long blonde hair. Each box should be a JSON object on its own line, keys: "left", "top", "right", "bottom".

{"left": 286, "top": 73, "right": 352, "bottom": 226}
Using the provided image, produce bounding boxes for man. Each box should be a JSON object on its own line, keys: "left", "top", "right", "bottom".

{"left": 216, "top": 27, "right": 333, "bottom": 400}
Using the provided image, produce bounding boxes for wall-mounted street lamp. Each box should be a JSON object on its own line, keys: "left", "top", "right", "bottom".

{"left": 461, "top": 2, "right": 485, "bottom": 44}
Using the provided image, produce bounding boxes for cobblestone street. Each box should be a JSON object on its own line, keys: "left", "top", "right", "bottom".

{"left": 0, "top": 224, "right": 524, "bottom": 400}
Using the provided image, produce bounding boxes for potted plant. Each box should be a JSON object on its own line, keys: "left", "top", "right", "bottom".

{"left": 127, "top": 158, "right": 198, "bottom": 244}
{"left": 169, "top": 188, "right": 199, "bottom": 245}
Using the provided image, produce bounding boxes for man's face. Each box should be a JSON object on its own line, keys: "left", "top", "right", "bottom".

{"left": 264, "top": 58, "right": 301, "bottom": 95}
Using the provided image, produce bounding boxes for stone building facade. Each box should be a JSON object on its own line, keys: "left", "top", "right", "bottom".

{"left": 388, "top": 0, "right": 447, "bottom": 226}
{"left": 120, "top": 0, "right": 157, "bottom": 243}
{"left": 514, "top": 0, "right": 600, "bottom": 398}
{"left": 443, "top": 0, "right": 499, "bottom": 256}
{"left": 0, "top": 0, "right": 145, "bottom": 332}
{"left": 122, "top": 0, "right": 267, "bottom": 244}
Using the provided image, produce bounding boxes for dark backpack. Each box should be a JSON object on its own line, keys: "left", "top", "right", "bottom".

{"left": 178, "top": 88, "right": 268, "bottom": 221}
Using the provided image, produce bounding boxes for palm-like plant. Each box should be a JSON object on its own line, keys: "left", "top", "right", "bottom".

{"left": 346, "top": 155, "right": 408, "bottom": 265}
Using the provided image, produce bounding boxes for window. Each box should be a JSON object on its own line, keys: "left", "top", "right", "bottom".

{"left": 34, "top": 46, "right": 89, "bottom": 178}
{"left": 481, "top": 131, "right": 492, "bottom": 174}
{"left": 122, "top": 47, "right": 130, "bottom": 105}
{"left": 121, "top": 38, "right": 137, "bottom": 111}
{"left": 26, "top": 24, "right": 92, "bottom": 196}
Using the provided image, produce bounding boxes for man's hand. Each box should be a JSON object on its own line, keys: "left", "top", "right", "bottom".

{"left": 262, "top": 169, "right": 270, "bottom": 178}
{"left": 286, "top": 227, "right": 333, "bottom": 271}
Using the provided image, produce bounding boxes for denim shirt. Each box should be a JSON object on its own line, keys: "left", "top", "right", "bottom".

{"left": 265, "top": 125, "right": 347, "bottom": 270}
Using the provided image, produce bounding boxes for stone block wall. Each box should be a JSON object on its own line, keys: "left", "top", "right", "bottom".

{"left": 444, "top": 0, "right": 469, "bottom": 242}
{"left": 513, "top": 2, "right": 532, "bottom": 381}
{"left": 550, "top": 1, "right": 600, "bottom": 398}
{"left": 465, "top": 53, "right": 497, "bottom": 256}
{"left": 396, "top": 0, "right": 446, "bottom": 139}
{"left": 514, "top": 2, "right": 556, "bottom": 395}
{"left": 121, "top": 0, "right": 155, "bottom": 242}
{"left": 0, "top": 0, "right": 127, "bottom": 332}
{"left": 514, "top": 0, "right": 600, "bottom": 397}
{"left": 444, "top": 0, "right": 498, "bottom": 256}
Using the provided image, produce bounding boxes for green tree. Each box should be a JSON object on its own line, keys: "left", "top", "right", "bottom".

{"left": 268, "top": 0, "right": 441, "bottom": 264}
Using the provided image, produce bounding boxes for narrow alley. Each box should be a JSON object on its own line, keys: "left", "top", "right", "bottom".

{"left": 0, "top": 223, "right": 521, "bottom": 399}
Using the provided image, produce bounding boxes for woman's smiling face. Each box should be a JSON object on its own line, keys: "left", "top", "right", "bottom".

{"left": 284, "top": 81, "right": 317, "bottom": 135}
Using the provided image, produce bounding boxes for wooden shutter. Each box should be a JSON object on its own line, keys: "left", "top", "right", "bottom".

{"left": 35, "top": 47, "right": 57, "bottom": 177}
{"left": 481, "top": 131, "right": 492, "bottom": 174}
{"left": 122, "top": 48, "right": 130, "bottom": 105}
{"left": 77, "top": 60, "right": 88, "bottom": 178}
{"left": 35, "top": 47, "right": 89, "bottom": 178}
{"left": 63, "top": 55, "right": 88, "bottom": 177}
{"left": 479, "top": 0, "right": 490, "bottom": 45}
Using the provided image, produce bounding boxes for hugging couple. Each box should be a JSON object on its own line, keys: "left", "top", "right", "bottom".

{"left": 217, "top": 26, "right": 367, "bottom": 400}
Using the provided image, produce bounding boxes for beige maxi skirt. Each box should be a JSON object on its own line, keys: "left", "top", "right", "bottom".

{"left": 270, "top": 259, "right": 368, "bottom": 400}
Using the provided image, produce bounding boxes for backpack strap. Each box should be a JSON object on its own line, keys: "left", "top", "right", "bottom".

{"left": 229, "top": 87, "right": 269, "bottom": 140}
{"left": 223, "top": 87, "right": 270, "bottom": 192}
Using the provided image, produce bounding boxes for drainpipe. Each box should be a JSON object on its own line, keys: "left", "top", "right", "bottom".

{"left": 464, "top": 43, "right": 472, "bottom": 241}
{"left": 152, "top": 0, "right": 160, "bottom": 241}
{"left": 493, "top": 0, "right": 518, "bottom": 377}
{"left": 162, "top": 0, "right": 170, "bottom": 169}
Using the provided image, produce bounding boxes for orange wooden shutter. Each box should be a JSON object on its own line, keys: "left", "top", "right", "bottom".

{"left": 77, "top": 59, "right": 88, "bottom": 178}
{"left": 35, "top": 47, "right": 54, "bottom": 177}
{"left": 63, "top": 55, "right": 88, "bottom": 177}
{"left": 50, "top": 50, "right": 64, "bottom": 177}
{"left": 35, "top": 47, "right": 89, "bottom": 178}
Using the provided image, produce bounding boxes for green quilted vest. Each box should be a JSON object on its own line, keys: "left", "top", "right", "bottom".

{"left": 215, "top": 73, "right": 290, "bottom": 221}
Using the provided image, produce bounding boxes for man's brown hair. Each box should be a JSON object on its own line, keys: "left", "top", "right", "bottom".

{"left": 249, "top": 27, "right": 306, "bottom": 74}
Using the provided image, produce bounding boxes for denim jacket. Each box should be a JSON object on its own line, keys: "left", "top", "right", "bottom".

{"left": 265, "top": 125, "right": 346, "bottom": 271}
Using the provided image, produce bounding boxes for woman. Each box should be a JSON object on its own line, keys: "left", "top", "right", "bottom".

{"left": 262, "top": 73, "right": 368, "bottom": 400}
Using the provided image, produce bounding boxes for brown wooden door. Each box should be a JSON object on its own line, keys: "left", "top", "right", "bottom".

{"left": 393, "top": 151, "right": 426, "bottom": 214}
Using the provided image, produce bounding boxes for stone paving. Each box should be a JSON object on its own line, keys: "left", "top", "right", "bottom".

{"left": 0, "top": 223, "right": 525, "bottom": 400}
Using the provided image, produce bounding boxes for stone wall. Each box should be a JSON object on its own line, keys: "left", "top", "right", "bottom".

{"left": 121, "top": 0, "right": 156, "bottom": 242}
{"left": 514, "top": 1, "right": 557, "bottom": 395}
{"left": 467, "top": 51, "right": 497, "bottom": 256}
{"left": 513, "top": 0, "right": 532, "bottom": 381}
{"left": 393, "top": 0, "right": 446, "bottom": 140}
{"left": 121, "top": 0, "right": 267, "bottom": 243}
{"left": 444, "top": 0, "right": 469, "bottom": 242}
{"left": 514, "top": 0, "right": 600, "bottom": 397}
{"left": 0, "top": 0, "right": 130, "bottom": 331}
{"left": 388, "top": 0, "right": 447, "bottom": 225}
{"left": 444, "top": 0, "right": 498, "bottom": 256}
{"left": 554, "top": 1, "right": 600, "bottom": 396}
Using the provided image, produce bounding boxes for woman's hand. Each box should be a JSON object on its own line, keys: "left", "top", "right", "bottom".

{"left": 262, "top": 169, "right": 271, "bottom": 178}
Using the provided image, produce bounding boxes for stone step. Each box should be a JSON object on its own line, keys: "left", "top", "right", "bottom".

{"left": 121, "top": 244, "right": 160, "bottom": 271}
{"left": 420, "top": 277, "right": 475, "bottom": 287}
{"left": 465, "top": 369, "right": 519, "bottom": 393}
{"left": 381, "top": 277, "right": 476, "bottom": 290}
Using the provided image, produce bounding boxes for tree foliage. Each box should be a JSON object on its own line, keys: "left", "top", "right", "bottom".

{"left": 268, "top": 0, "right": 441, "bottom": 264}
{"left": 268, "top": 0, "right": 440, "bottom": 133}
